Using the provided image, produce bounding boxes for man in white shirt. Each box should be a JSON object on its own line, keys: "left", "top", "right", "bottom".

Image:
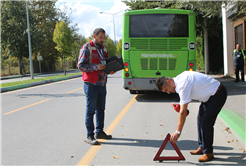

{"left": 155, "top": 71, "right": 227, "bottom": 162}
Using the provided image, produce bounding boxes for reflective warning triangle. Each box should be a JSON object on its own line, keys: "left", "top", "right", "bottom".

{"left": 153, "top": 133, "right": 185, "bottom": 161}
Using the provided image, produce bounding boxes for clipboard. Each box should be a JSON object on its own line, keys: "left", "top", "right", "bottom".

{"left": 104, "top": 60, "right": 124, "bottom": 74}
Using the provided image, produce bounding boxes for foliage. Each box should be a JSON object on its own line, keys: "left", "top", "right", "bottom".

{"left": 105, "top": 36, "right": 116, "bottom": 57}
{"left": 86, "top": 34, "right": 94, "bottom": 42}
{"left": 116, "top": 39, "right": 122, "bottom": 56}
{"left": 71, "top": 33, "right": 87, "bottom": 62}
{"left": 53, "top": 20, "right": 73, "bottom": 75}
{"left": 53, "top": 20, "right": 73, "bottom": 55}
{"left": 1, "top": 1, "right": 42, "bottom": 74}
{"left": 196, "top": 35, "right": 204, "bottom": 71}
{"left": 29, "top": 0, "right": 60, "bottom": 72}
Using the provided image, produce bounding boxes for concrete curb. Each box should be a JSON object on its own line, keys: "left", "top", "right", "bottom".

{"left": 1, "top": 74, "right": 81, "bottom": 93}
{"left": 218, "top": 109, "right": 246, "bottom": 146}
{"left": 1, "top": 69, "right": 80, "bottom": 80}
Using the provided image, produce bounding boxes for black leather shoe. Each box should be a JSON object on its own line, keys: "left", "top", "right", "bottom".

{"left": 95, "top": 131, "right": 112, "bottom": 139}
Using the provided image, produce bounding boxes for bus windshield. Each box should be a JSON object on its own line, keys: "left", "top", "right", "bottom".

{"left": 129, "top": 14, "right": 188, "bottom": 38}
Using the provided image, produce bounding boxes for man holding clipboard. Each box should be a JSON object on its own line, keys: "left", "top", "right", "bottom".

{"left": 77, "top": 28, "right": 118, "bottom": 145}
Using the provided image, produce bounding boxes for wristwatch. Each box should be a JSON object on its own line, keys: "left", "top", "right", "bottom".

{"left": 176, "top": 130, "right": 181, "bottom": 134}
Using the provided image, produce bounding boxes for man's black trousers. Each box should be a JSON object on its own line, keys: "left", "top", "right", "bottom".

{"left": 197, "top": 84, "right": 227, "bottom": 154}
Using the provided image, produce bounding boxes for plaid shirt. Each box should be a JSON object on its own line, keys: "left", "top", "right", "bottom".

{"left": 77, "top": 40, "right": 107, "bottom": 86}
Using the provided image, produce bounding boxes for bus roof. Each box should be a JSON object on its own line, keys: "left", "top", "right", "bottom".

{"left": 124, "top": 9, "right": 195, "bottom": 15}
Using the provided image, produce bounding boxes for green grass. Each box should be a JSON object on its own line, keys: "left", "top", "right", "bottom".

{"left": 1, "top": 72, "right": 81, "bottom": 88}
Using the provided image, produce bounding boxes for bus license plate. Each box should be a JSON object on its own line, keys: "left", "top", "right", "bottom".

{"left": 149, "top": 80, "right": 156, "bottom": 85}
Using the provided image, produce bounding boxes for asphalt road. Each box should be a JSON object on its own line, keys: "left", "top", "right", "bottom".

{"left": 1, "top": 72, "right": 245, "bottom": 165}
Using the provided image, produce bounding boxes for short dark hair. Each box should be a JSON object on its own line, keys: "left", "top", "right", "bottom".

{"left": 155, "top": 77, "right": 172, "bottom": 91}
{"left": 93, "top": 28, "right": 105, "bottom": 36}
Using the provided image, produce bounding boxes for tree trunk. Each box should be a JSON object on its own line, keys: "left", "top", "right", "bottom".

{"left": 204, "top": 19, "right": 209, "bottom": 74}
{"left": 18, "top": 56, "right": 23, "bottom": 75}
{"left": 63, "top": 52, "right": 66, "bottom": 75}
{"left": 8, "top": 59, "right": 11, "bottom": 75}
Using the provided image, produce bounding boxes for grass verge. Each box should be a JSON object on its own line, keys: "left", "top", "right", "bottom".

{"left": 1, "top": 73, "right": 81, "bottom": 88}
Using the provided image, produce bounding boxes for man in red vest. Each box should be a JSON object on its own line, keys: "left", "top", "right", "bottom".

{"left": 78, "top": 28, "right": 116, "bottom": 145}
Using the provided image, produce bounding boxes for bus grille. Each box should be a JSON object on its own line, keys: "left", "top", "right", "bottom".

{"left": 131, "top": 39, "right": 148, "bottom": 49}
{"left": 130, "top": 39, "right": 187, "bottom": 50}
{"left": 140, "top": 58, "right": 177, "bottom": 70}
{"left": 150, "top": 39, "right": 168, "bottom": 49}
{"left": 169, "top": 39, "right": 187, "bottom": 49}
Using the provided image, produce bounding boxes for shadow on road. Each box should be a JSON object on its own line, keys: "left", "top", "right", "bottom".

{"left": 101, "top": 137, "right": 233, "bottom": 151}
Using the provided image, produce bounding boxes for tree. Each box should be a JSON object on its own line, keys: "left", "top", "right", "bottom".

{"left": 1, "top": 1, "right": 41, "bottom": 74}
{"left": 116, "top": 39, "right": 122, "bottom": 56}
{"left": 53, "top": 20, "right": 73, "bottom": 75}
{"left": 86, "top": 34, "right": 94, "bottom": 42}
{"left": 29, "top": 0, "right": 61, "bottom": 72}
{"left": 71, "top": 33, "right": 87, "bottom": 65}
{"left": 106, "top": 37, "right": 116, "bottom": 57}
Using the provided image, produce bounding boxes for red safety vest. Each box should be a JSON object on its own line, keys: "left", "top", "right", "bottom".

{"left": 82, "top": 40, "right": 108, "bottom": 83}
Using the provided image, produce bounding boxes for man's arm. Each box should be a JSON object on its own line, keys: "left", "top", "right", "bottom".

{"left": 170, "top": 103, "right": 189, "bottom": 143}
{"left": 77, "top": 44, "right": 99, "bottom": 72}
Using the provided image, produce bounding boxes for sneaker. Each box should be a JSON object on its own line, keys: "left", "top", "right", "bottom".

{"left": 95, "top": 131, "right": 112, "bottom": 139}
{"left": 86, "top": 135, "right": 99, "bottom": 145}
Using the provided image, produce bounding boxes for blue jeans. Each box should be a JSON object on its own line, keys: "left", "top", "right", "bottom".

{"left": 197, "top": 85, "right": 227, "bottom": 154}
{"left": 84, "top": 82, "right": 107, "bottom": 137}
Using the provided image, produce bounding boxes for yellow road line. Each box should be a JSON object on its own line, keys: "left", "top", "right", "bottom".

{"left": 66, "top": 87, "right": 83, "bottom": 94}
{"left": 3, "top": 99, "right": 50, "bottom": 115}
{"left": 76, "top": 95, "right": 137, "bottom": 166}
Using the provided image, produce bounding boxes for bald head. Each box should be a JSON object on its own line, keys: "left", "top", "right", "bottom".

{"left": 236, "top": 44, "right": 241, "bottom": 51}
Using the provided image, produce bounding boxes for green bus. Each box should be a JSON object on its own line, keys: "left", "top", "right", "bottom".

{"left": 122, "top": 9, "right": 196, "bottom": 94}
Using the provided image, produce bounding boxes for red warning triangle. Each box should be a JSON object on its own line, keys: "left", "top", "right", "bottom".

{"left": 153, "top": 133, "right": 185, "bottom": 161}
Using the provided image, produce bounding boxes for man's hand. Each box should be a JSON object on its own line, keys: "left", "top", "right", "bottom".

{"left": 97, "top": 64, "right": 106, "bottom": 70}
{"left": 109, "top": 71, "right": 116, "bottom": 75}
{"left": 170, "top": 132, "right": 180, "bottom": 143}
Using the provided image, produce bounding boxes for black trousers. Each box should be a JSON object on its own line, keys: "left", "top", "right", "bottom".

{"left": 197, "top": 84, "right": 227, "bottom": 154}
{"left": 235, "top": 63, "right": 245, "bottom": 81}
